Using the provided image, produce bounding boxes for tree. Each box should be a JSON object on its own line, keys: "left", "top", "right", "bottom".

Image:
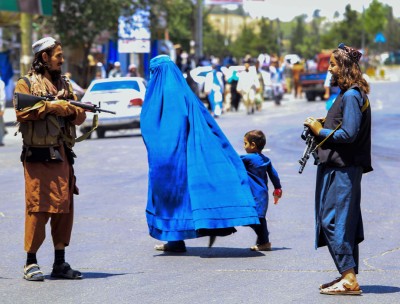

{"left": 384, "top": 6, "right": 400, "bottom": 52}
{"left": 229, "top": 23, "right": 258, "bottom": 59}
{"left": 336, "top": 5, "right": 363, "bottom": 48}
{"left": 364, "top": 0, "right": 389, "bottom": 51}
{"left": 254, "top": 18, "right": 278, "bottom": 55}
{"left": 151, "top": 0, "right": 195, "bottom": 51}
{"left": 290, "top": 15, "right": 307, "bottom": 57}
{"left": 364, "top": 0, "right": 388, "bottom": 38}
{"left": 37, "top": 0, "right": 146, "bottom": 86}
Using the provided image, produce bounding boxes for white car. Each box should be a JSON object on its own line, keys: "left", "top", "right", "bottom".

{"left": 79, "top": 77, "right": 147, "bottom": 138}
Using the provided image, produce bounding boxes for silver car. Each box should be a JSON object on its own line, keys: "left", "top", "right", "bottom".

{"left": 79, "top": 77, "right": 147, "bottom": 138}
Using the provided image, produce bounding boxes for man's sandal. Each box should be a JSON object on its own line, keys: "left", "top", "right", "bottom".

{"left": 319, "top": 277, "right": 341, "bottom": 290}
{"left": 50, "top": 262, "right": 83, "bottom": 280}
{"left": 23, "top": 264, "right": 45, "bottom": 281}
{"left": 320, "top": 280, "right": 362, "bottom": 295}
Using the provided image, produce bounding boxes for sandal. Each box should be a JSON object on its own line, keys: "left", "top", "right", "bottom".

{"left": 319, "top": 277, "right": 341, "bottom": 290}
{"left": 320, "top": 279, "right": 362, "bottom": 295}
{"left": 250, "top": 242, "right": 272, "bottom": 251}
{"left": 51, "top": 262, "right": 83, "bottom": 280}
{"left": 23, "top": 264, "right": 45, "bottom": 281}
{"left": 154, "top": 241, "right": 186, "bottom": 253}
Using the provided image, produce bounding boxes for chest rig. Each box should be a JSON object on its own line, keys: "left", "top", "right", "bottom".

{"left": 18, "top": 75, "right": 77, "bottom": 150}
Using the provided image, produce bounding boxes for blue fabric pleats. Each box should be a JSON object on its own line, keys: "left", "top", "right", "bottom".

{"left": 141, "top": 55, "right": 259, "bottom": 241}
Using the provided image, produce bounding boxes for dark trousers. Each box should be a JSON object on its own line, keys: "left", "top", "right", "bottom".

{"left": 250, "top": 217, "right": 269, "bottom": 244}
{"left": 322, "top": 229, "right": 359, "bottom": 274}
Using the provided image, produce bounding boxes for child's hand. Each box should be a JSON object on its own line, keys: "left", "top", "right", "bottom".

{"left": 273, "top": 189, "right": 282, "bottom": 205}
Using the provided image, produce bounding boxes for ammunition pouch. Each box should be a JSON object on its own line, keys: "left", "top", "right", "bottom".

{"left": 19, "top": 114, "right": 76, "bottom": 149}
{"left": 21, "top": 146, "right": 63, "bottom": 163}
{"left": 21, "top": 145, "right": 76, "bottom": 164}
{"left": 19, "top": 114, "right": 60, "bottom": 147}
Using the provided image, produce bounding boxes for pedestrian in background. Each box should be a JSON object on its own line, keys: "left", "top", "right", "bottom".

{"left": 140, "top": 55, "right": 259, "bottom": 252}
{"left": 241, "top": 130, "right": 282, "bottom": 251}
{"left": 323, "top": 71, "right": 340, "bottom": 110}
{"left": 204, "top": 59, "right": 224, "bottom": 117}
{"left": 0, "top": 77, "right": 6, "bottom": 146}
{"left": 292, "top": 60, "right": 304, "bottom": 99}
{"left": 108, "top": 61, "right": 122, "bottom": 78}
{"left": 237, "top": 60, "right": 260, "bottom": 114}
{"left": 14, "top": 37, "right": 87, "bottom": 281}
{"left": 304, "top": 42, "right": 372, "bottom": 295}
{"left": 126, "top": 63, "right": 140, "bottom": 77}
{"left": 283, "top": 59, "right": 293, "bottom": 95}
{"left": 227, "top": 69, "right": 241, "bottom": 112}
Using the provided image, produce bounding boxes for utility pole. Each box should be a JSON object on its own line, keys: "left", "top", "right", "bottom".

{"left": 19, "top": 13, "right": 32, "bottom": 76}
{"left": 195, "top": 0, "right": 203, "bottom": 61}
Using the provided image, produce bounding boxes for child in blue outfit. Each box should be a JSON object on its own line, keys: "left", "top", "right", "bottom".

{"left": 241, "top": 130, "right": 282, "bottom": 251}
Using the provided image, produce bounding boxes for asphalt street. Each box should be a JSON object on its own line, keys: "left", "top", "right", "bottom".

{"left": 0, "top": 71, "right": 399, "bottom": 303}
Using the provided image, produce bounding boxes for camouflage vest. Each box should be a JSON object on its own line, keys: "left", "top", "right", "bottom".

{"left": 18, "top": 75, "right": 77, "bottom": 149}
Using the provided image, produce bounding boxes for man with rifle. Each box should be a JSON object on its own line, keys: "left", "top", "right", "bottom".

{"left": 303, "top": 43, "right": 372, "bottom": 295}
{"left": 13, "top": 37, "right": 87, "bottom": 281}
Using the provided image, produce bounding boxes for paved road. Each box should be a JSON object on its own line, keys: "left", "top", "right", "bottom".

{"left": 0, "top": 78, "right": 399, "bottom": 303}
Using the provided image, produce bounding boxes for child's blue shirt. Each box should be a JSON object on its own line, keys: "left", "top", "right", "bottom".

{"left": 240, "top": 153, "right": 281, "bottom": 217}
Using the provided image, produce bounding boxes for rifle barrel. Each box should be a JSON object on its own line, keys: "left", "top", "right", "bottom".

{"left": 69, "top": 101, "right": 116, "bottom": 115}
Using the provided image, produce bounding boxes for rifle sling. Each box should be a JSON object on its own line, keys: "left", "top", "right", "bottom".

{"left": 75, "top": 114, "right": 98, "bottom": 142}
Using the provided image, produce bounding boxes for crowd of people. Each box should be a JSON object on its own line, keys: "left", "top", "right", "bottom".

{"left": 11, "top": 37, "right": 372, "bottom": 297}
{"left": 182, "top": 53, "right": 293, "bottom": 117}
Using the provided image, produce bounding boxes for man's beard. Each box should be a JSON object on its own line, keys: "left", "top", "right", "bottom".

{"left": 330, "top": 74, "right": 339, "bottom": 87}
{"left": 47, "top": 67, "right": 62, "bottom": 81}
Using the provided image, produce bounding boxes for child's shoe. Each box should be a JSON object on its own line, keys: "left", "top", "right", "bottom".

{"left": 250, "top": 242, "right": 272, "bottom": 251}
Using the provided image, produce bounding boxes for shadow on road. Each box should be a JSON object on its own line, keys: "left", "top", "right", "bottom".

{"left": 45, "top": 272, "right": 130, "bottom": 280}
{"left": 153, "top": 246, "right": 291, "bottom": 258}
{"left": 361, "top": 285, "right": 400, "bottom": 294}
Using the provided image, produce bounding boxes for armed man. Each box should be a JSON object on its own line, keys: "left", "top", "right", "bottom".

{"left": 13, "top": 37, "right": 86, "bottom": 281}
{"left": 303, "top": 43, "right": 372, "bottom": 295}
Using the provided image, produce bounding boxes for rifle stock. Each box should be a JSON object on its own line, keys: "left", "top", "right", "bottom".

{"left": 14, "top": 93, "right": 48, "bottom": 111}
{"left": 14, "top": 92, "right": 115, "bottom": 114}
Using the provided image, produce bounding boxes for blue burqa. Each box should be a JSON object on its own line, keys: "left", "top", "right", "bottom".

{"left": 141, "top": 55, "right": 259, "bottom": 241}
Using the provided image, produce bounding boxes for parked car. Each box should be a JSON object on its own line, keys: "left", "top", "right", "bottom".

{"left": 79, "top": 77, "right": 147, "bottom": 138}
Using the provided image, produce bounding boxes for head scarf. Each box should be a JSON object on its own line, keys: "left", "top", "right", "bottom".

{"left": 337, "top": 43, "right": 362, "bottom": 63}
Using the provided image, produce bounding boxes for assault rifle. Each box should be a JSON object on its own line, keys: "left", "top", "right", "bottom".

{"left": 14, "top": 92, "right": 116, "bottom": 114}
{"left": 298, "top": 126, "right": 319, "bottom": 174}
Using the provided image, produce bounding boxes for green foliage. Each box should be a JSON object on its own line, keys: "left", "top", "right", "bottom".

{"left": 255, "top": 18, "right": 279, "bottom": 55}
{"left": 364, "top": 0, "right": 388, "bottom": 37}
{"left": 48, "top": 0, "right": 142, "bottom": 47}
{"left": 384, "top": 7, "right": 400, "bottom": 52}
{"left": 34, "top": 0, "right": 147, "bottom": 85}
{"left": 32, "top": 0, "right": 400, "bottom": 71}
{"left": 152, "top": 0, "right": 195, "bottom": 50}
{"left": 229, "top": 23, "right": 258, "bottom": 59}
{"left": 290, "top": 16, "right": 307, "bottom": 56}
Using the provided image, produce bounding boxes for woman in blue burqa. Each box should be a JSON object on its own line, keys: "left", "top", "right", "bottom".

{"left": 141, "top": 55, "right": 259, "bottom": 252}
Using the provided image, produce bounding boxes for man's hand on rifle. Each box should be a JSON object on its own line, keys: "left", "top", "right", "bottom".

{"left": 46, "top": 100, "right": 77, "bottom": 117}
{"left": 304, "top": 117, "right": 323, "bottom": 136}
